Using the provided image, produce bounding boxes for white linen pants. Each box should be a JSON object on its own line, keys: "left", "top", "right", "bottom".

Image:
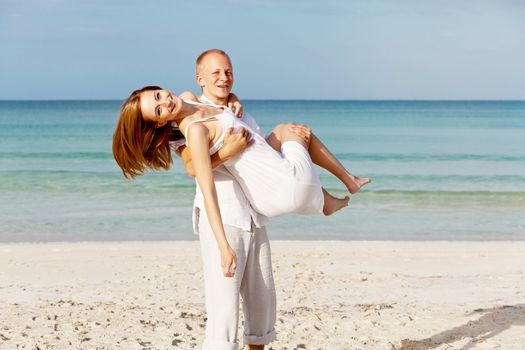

{"left": 198, "top": 214, "right": 277, "bottom": 350}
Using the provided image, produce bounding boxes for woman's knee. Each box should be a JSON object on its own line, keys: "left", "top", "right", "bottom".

{"left": 272, "top": 123, "right": 300, "bottom": 139}
{"left": 270, "top": 123, "right": 288, "bottom": 138}
{"left": 284, "top": 123, "right": 311, "bottom": 147}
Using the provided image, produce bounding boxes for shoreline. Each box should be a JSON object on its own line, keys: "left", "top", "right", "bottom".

{"left": 2, "top": 237, "right": 525, "bottom": 244}
{"left": 1, "top": 241, "right": 524, "bottom": 349}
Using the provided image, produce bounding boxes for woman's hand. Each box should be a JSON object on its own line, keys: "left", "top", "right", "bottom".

{"left": 220, "top": 127, "right": 254, "bottom": 160}
{"left": 227, "top": 93, "right": 244, "bottom": 117}
{"left": 220, "top": 245, "right": 237, "bottom": 277}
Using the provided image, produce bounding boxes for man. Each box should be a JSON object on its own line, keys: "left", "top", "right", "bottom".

{"left": 177, "top": 49, "right": 277, "bottom": 350}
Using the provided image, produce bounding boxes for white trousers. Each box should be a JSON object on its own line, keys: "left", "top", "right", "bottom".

{"left": 198, "top": 213, "right": 277, "bottom": 350}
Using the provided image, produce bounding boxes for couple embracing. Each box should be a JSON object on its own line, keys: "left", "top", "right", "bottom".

{"left": 113, "top": 49, "right": 370, "bottom": 350}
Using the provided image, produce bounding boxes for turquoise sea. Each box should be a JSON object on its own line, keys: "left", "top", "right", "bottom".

{"left": 1, "top": 100, "right": 524, "bottom": 242}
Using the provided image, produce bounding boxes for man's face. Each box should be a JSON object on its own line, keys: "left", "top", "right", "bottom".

{"left": 197, "top": 53, "right": 234, "bottom": 104}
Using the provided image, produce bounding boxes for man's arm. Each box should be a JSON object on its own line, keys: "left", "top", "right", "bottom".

{"left": 178, "top": 127, "right": 253, "bottom": 177}
{"left": 179, "top": 91, "right": 200, "bottom": 102}
{"left": 182, "top": 90, "right": 243, "bottom": 116}
{"left": 179, "top": 145, "right": 230, "bottom": 178}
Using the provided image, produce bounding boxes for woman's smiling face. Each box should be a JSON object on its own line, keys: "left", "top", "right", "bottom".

{"left": 140, "top": 89, "right": 180, "bottom": 127}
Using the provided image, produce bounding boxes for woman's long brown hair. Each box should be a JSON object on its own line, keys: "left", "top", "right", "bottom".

{"left": 112, "top": 86, "right": 173, "bottom": 179}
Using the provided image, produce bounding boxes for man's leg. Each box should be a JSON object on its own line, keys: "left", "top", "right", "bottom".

{"left": 240, "top": 225, "right": 277, "bottom": 349}
{"left": 198, "top": 212, "right": 251, "bottom": 350}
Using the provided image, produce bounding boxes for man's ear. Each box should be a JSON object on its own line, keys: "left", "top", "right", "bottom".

{"left": 196, "top": 74, "right": 205, "bottom": 88}
{"left": 155, "top": 120, "right": 167, "bottom": 128}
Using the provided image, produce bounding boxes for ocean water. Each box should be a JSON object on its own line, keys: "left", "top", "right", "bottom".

{"left": 0, "top": 100, "right": 524, "bottom": 242}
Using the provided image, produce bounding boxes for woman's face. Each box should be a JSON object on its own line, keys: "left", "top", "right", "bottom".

{"left": 140, "top": 89, "right": 180, "bottom": 127}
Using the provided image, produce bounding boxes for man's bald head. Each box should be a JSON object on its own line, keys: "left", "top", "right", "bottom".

{"left": 196, "top": 49, "right": 232, "bottom": 75}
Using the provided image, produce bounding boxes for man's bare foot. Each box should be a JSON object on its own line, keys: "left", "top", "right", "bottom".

{"left": 247, "top": 345, "right": 264, "bottom": 350}
{"left": 322, "top": 190, "right": 350, "bottom": 216}
{"left": 346, "top": 175, "right": 371, "bottom": 194}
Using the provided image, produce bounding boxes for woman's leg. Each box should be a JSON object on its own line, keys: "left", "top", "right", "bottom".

{"left": 267, "top": 124, "right": 350, "bottom": 216}
{"left": 266, "top": 123, "right": 371, "bottom": 194}
{"left": 322, "top": 188, "right": 349, "bottom": 216}
{"left": 266, "top": 123, "right": 308, "bottom": 150}
{"left": 307, "top": 132, "right": 371, "bottom": 194}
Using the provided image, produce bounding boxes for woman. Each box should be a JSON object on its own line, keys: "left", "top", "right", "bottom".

{"left": 113, "top": 86, "right": 370, "bottom": 276}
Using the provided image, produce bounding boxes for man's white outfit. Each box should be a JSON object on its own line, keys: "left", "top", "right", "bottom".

{"left": 174, "top": 96, "right": 277, "bottom": 350}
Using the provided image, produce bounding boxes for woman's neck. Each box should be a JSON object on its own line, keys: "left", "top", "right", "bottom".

{"left": 175, "top": 99, "right": 200, "bottom": 121}
{"left": 174, "top": 99, "right": 222, "bottom": 130}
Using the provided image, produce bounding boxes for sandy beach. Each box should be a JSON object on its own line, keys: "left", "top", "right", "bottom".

{"left": 1, "top": 241, "right": 524, "bottom": 349}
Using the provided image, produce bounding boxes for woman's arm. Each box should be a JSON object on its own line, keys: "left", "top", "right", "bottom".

{"left": 179, "top": 127, "right": 253, "bottom": 177}
{"left": 186, "top": 123, "right": 236, "bottom": 277}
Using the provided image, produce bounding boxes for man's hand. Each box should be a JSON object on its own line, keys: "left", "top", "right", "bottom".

{"left": 228, "top": 101, "right": 244, "bottom": 117}
{"left": 288, "top": 123, "right": 312, "bottom": 145}
{"left": 220, "top": 127, "right": 254, "bottom": 159}
{"left": 227, "top": 93, "right": 244, "bottom": 118}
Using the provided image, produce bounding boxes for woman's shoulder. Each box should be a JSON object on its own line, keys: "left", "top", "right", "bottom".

{"left": 183, "top": 117, "right": 215, "bottom": 141}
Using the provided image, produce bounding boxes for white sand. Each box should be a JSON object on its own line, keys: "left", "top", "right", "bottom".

{"left": 1, "top": 241, "right": 524, "bottom": 349}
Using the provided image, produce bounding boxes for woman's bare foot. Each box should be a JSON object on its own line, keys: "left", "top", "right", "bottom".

{"left": 345, "top": 175, "right": 371, "bottom": 194}
{"left": 322, "top": 189, "right": 350, "bottom": 216}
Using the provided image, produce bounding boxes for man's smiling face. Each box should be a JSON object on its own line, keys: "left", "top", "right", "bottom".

{"left": 197, "top": 52, "right": 234, "bottom": 105}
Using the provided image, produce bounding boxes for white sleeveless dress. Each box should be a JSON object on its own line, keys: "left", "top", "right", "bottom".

{"left": 184, "top": 106, "right": 324, "bottom": 217}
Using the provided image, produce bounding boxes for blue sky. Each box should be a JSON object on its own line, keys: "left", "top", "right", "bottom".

{"left": 1, "top": 0, "right": 524, "bottom": 100}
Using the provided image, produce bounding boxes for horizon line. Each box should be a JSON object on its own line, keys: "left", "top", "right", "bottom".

{"left": 1, "top": 98, "right": 525, "bottom": 102}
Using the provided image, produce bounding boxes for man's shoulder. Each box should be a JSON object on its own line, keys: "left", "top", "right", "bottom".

{"left": 199, "top": 94, "right": 216, "bottom": 106}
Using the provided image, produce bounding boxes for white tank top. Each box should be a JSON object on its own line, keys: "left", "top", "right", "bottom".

{"left": 184, "top": 103, "right": 323, "bottom": 217}
{"left": 183, "top": 102, "right": 227, "bottom": 155}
